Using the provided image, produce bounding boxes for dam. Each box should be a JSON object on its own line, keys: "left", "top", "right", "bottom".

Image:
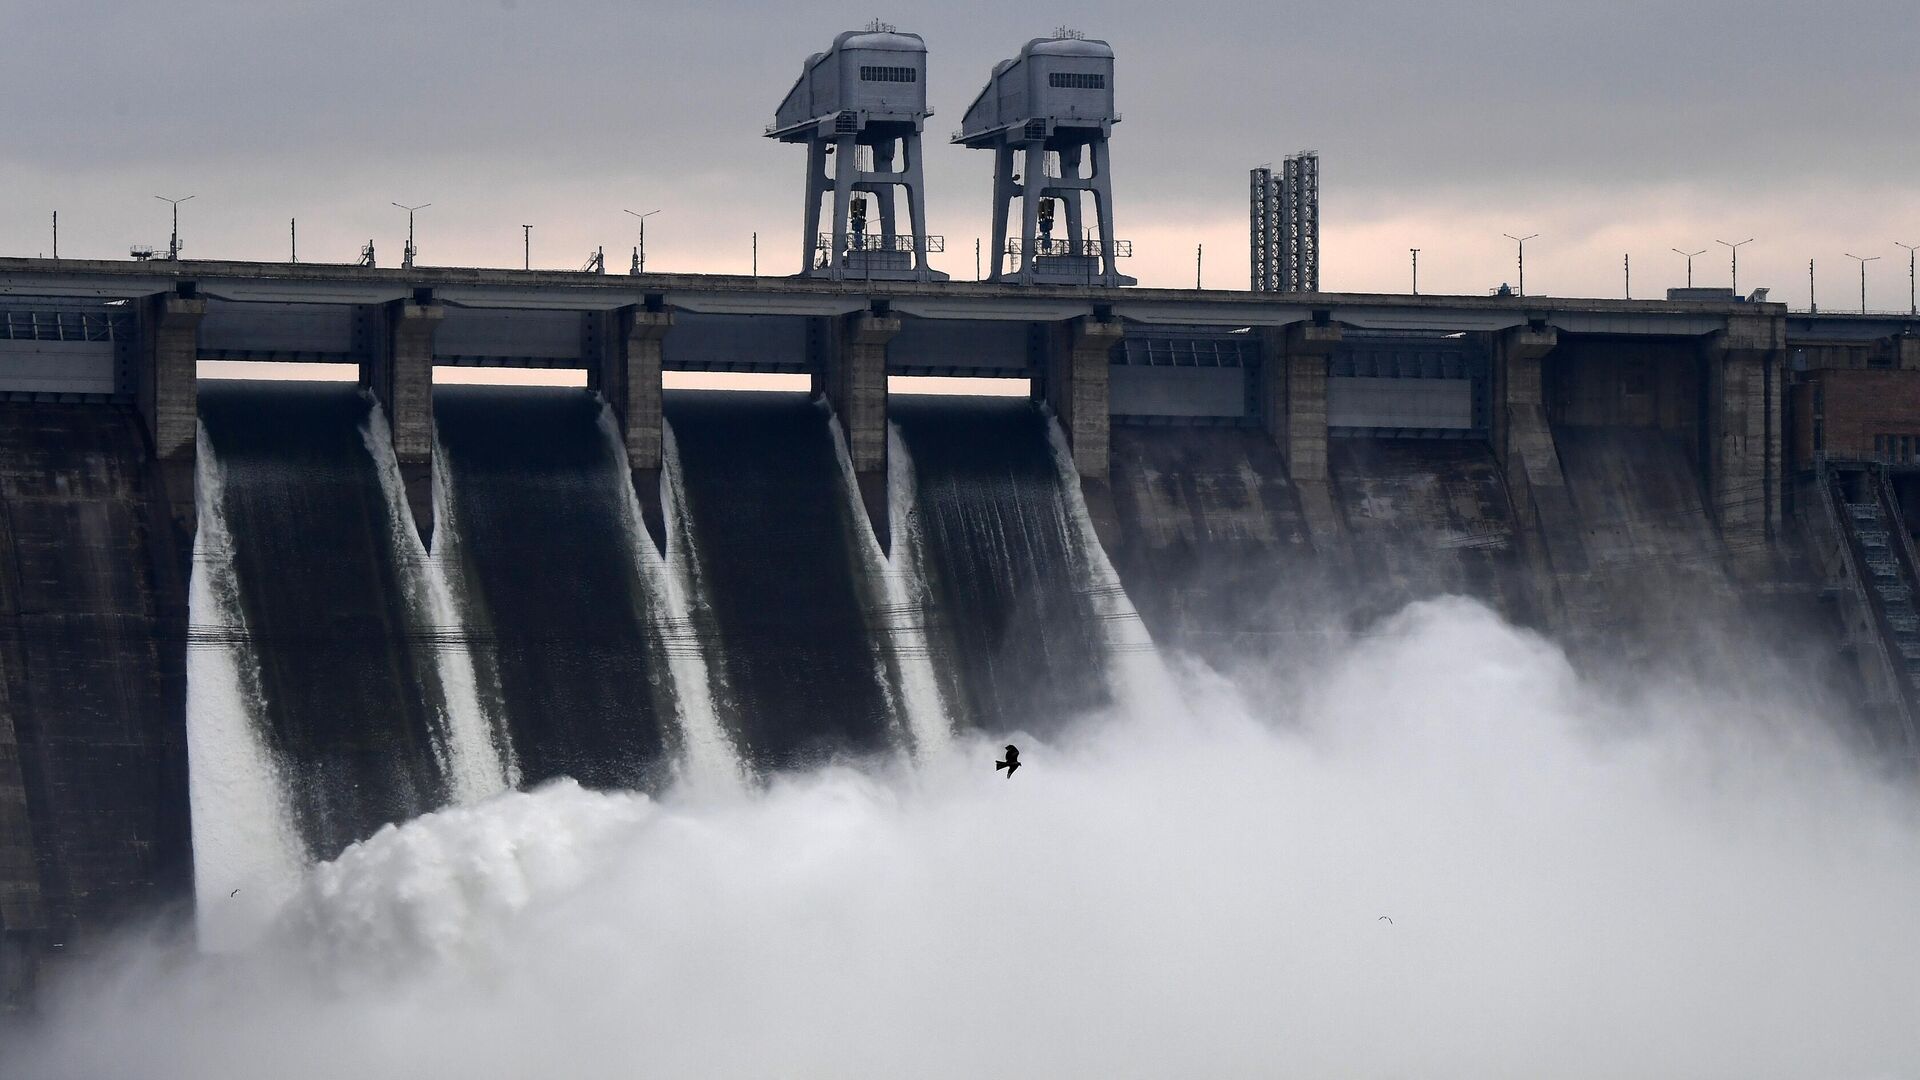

{"left": 1, "top": 252, "right": 1918, "bottom": 1005}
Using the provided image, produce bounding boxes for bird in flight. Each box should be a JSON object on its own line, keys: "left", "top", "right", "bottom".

{"left": 996, "top": 744, "right": 1021, "bottom": 777}
{"left": 1378, "top": 916, "right": 1392, "bottom": 925}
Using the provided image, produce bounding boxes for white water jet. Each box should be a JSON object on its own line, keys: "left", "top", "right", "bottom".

{"left": 599, "top": 407, "right": 742, "bottom": 791}
{"left": 429, "top": 423, "right": 522, "bottom": 788}
{"left": 884, "top": 423, "right": 956, "bottom": 754}
{"left": 1042, "top": 414, "right": 1172, "bottom": 711}
{"left": 185, "top": 422, "right": 307, "bottom": 951}
{"left": 360, "top": 402, "right": 509, "bottom": 802}
{"left": 826, "top": 413, "right": 954, "bottom": 755}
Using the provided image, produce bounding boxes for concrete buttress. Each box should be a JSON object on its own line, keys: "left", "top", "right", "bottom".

{"left": 590, "top": 306, "right": 671, "bottom": 553}
{"left": 361, "top": 300, "right": 442, "bottom": 548}
{"left": 138, "top": 291, "right": 206, "bottom": 549}
{"left": 1043, "top": 315, "right": 1126, "bottom": 547}
{"left": 1261, "top": 322, "right": 1342, "bottom": 544}
{"left": 822, "top": 311, "right": 897, "bottom": 553}
{"left": 1705, "top": 313, "right": 1785, "bottom": 570}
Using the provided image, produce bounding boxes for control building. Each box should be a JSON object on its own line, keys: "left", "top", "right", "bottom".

{"left": 768, "top": 28, "right": 947, "bottom": 281}
{"left": 955, "top": 34, "right": 1134, "bottom": 286}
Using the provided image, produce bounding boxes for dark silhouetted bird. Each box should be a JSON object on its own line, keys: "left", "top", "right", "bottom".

{"left": 996, "top": 744, "right": 1021, "bottom": 777}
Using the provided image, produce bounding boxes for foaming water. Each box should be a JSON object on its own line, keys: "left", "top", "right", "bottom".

{"left": 17, "top": 599, "right": 1920, "bottom": 1079}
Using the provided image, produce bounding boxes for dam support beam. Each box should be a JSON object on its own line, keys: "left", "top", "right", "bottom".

{"left": 137, "top": 290, "right": 206, "bottom": 548}
{"left": 819, "top": 311, "right": 898, "bottom": 553}
{"left": 1261, "top": 322, "right": 1342, "bottom": 482}
{"left": 1492, "top": 325, "right": 1585, "bottom": 563}
{"left": 1042, "top": 315, "right": 1125, "bottom": 546}
{"left": 589, "top": 305, "right": 671, "bottom": 553}
{"left": 1261, "top": 322, "right": 1342, "bottom": 542}
{"left": 361, "top": 299, "right": 443, "bottom": 548}
{"left": 1044, "top": 315, "right": 1126, "bottom": 480}
{"left": 1705, "top": 314, "right": 1785, "bottom": 569}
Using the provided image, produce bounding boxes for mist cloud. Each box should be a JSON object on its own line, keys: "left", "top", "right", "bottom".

{"left": 6, "top": 598, "right": 1917, "bottom": 1078}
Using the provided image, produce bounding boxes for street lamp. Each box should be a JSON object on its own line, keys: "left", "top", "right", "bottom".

{"left": 522, "top": 225, "right": 532, "bottom": 270}
{"left": 1715, "top": 238, "right": 1754, "bottom": 296}
{"left": 1672, "top": 247, "right": 1706, "bottom": 288}
{"left": 392, "top": 202, "right": 430, "bottom": 269}
{"left": 1845, "top": 253, "right": 1880, "bottom": 315}
{"left": 1503, "top": 233, "right": 1538, "bottom": 295}
{"left": 1897, "top": 242, "right": 1919, "bottom": 316}
{"left": 155, "top": 194, "right": 195, "bottom": 260}
{"left": 1410, "top": 248, "right": 1420, "bottom": 295}
{"left": 625, "top": 209, "right": 660, "bottom": 274}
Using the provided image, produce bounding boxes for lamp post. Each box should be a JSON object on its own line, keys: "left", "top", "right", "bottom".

{"left": 1897, "top": 242, "right": 1919, "bottom": 316}
{"left": 1715, "top": 238, "right": 1754, "bottom": 296}
{"left": 1672, "top": 247, "right": 1706, "bottom": 288}
{"left": 392, "top": 202, "right": 429, "bottom": 269}
{"left": 1845, "top": 253, "right": 1880, "bottom": 315}
{"left": 1503, "top": 233, "right": 1537, "bottom": 295}
{"left": 1410, "top": 248, "right": 1420, "bottom": 295}
{"left": 624, "top": 209, "right": 660, "bottom": 274}
{"left": 522, "top": 225, "right": 532, "bottom": 270}
{"left": 155, "top": 195, "right": 194, "bottom": 260}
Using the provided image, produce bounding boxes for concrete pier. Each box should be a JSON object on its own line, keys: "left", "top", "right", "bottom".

{"left": 820, "top": 310, "right": 898, "bottom": 551}
{"left": 589, "top": 304, "right": 672, "bottom": 552}
{"left": 1492, "top": 325, "right": 1586, "bottom": 584}
{"left": 360, "top": 299, "right": 442, "bottom": 548}
{"left": 1260, "top": 322, "right": 1341, "bottom": 541}
{"left": 138, "top": 289, "right": 206, "bottom": 546}
{"left": 1705, "top": 313, "right": 1784, "bottom": 565}
{"left": 1262, "top": 322, "right": 1341, "bottom": 483}
{"left": 1044, "top": 315, "right": 1125, "bottom": 480}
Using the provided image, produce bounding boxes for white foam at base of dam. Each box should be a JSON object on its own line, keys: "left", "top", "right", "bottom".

{"left": 186, "top": 422, "right": 307, "bottom": 951}
{"left": 361, "top": 401, "right": 510, "bottom": 803}
{"left": 22, "top": 598, "right": 1920, "bottom": 1079}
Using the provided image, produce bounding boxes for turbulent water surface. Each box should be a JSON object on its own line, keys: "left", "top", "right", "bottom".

{"left": 10, "top": 599, "right": 1920, "bottom": 1079}
{"left": 12, "top": 384, "right": 1920, "bottom": 1080}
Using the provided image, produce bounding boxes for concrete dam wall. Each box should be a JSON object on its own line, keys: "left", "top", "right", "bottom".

{"left": 0, "top": 404, "right": 192, "bottom": 998}
{"left": 0, "top": 374, "right": 1880, "bottom": 1004}
{"left": 3, "top": 261, "right": 1918, "bottom": 1009}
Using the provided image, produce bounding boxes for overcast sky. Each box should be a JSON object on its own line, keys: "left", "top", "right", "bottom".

{"left": 5, "top": 0, "right": 1917, "bottom": 306}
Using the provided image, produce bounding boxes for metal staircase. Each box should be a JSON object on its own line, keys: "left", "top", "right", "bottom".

{"left": 1823, "top": 463, "right": 1920, "bottom": 756}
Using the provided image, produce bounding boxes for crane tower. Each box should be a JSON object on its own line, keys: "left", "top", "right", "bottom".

{"left": 955, "top": 33, "right": 1134, "bottom": 286}
{"left": 767, "top": 27, "right": 947, "bottom": 281}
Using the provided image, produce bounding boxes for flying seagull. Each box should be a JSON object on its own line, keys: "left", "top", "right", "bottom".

{"left": 996, "top": 744, "right": 1021, "bottom": 777}
{"left": 1378, "top": 915, "right": 1392, "bottom": 924}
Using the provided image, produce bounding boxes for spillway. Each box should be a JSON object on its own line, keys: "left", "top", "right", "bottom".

{"left": 890, "top": 396, "right": 1116, "bottom": 734}
{"left": 195, "top": 382, "right": 451, "bottom": 862}
{"left": 432, "top": 386, "right": 680, "bottom": 790}
{"left": 664, "top": 391, "right": 895, "bottom": 768}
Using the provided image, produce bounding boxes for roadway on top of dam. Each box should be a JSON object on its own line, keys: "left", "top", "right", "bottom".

{"left": 9, "top": 255, "right": 1895, "bottom": 340}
